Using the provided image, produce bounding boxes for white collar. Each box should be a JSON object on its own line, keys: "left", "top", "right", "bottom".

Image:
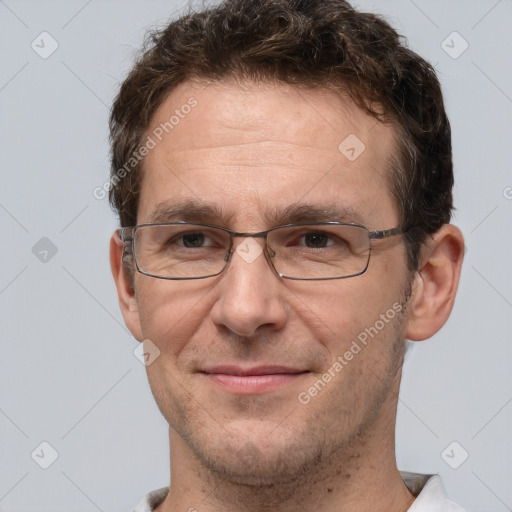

{"left": 401, "top": 472, "right": 468, "bottom": 512}
{"left": 132, "top": 472, "right": 468, "bottom": 511}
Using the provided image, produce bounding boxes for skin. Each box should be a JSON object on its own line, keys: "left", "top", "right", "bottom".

{"left": 111, "top": 78, "right": 464, "bottom": 512}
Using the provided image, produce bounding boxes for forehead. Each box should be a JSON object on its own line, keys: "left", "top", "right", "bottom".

{"left": 138, "top": 79, "right": 398, "bottom": 228}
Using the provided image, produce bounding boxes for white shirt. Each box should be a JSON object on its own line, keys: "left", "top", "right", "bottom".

{"left": 131, "top": 472, "right": 468, "bottom": 511}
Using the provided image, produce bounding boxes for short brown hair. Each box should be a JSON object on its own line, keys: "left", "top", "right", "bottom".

{"left": 109, "top": 0, "right": 453, "bottom": 270}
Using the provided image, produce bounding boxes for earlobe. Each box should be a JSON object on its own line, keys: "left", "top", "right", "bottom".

{"left": 110, "top": 231, "right": 144, "bottom": 341}
{"left": 404, "top": 224, "right": 465, "bottom": 342}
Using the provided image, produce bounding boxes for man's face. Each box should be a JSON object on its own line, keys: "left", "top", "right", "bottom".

{"left": 130, "top": 79, "right": 412, "bottom": 483}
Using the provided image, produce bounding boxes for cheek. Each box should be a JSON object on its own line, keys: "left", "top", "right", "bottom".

{"left": 295, "top": 272, "right": 409, "bottom": 387}
{"left": 291, "top": 277, "right": 399, "bottom": 346}
{"left": 135, "top": 278, "right": 212, "bottom": 356}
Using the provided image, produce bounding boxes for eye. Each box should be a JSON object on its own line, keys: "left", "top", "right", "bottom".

{"left": 274, "top": 227, "right": 353, "bottom": 254}
{"left": 178, "top": 232, "right": 208, "bottom": 248}
{"left": 269, "top": 225, "right": 363, "bottom": 257}
{"left": 302, "top": 232, "right": 332, "bottom": 248}
{"left": 167, "top": 228, "right": 226, "bottom": 249}
{"left": 291, "top": 230, "right": 348, "bottom": 249}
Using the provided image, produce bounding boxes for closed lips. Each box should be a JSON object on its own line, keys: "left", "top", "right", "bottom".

{"left": 202, "top": 365, "right": 308, "bottom": 376}
{"left": 201, "top": 366, "right": 310, "bottom": 394}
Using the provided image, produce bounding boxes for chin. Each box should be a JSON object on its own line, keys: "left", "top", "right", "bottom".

{"left": 185, "top": 420, "right": 330, "bottom": 486}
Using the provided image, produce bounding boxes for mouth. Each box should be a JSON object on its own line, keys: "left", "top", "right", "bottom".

{"left": 200, "top": 366, "right": 310, "bottom": 394}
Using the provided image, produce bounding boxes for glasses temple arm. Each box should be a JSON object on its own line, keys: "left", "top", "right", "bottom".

{"left": 119, "top": 227, "right": 134, "bottom": 243}
{"left": 368, "top": 227, "right": 405, "bottom": 240}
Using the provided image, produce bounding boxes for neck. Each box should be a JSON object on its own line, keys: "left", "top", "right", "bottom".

{"left": 156, "top": 376, "right": 415, "bottom": 512}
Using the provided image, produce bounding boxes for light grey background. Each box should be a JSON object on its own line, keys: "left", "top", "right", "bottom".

{"left": 0, "top": 0, "right": 511, "bottom": 511}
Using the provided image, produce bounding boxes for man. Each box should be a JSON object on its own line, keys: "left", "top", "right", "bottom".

{"left": 109, "top": 1, "right": 466, "bottom": 510}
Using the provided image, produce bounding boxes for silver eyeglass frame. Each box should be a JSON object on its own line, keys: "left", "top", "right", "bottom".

{"left": 119, "top": 221, "right": 405, "bottom": 281}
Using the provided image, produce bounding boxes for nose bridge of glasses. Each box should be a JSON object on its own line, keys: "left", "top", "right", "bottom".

{"left": 225, "top": 231, "right": 271, "bottom": 262}
{"left": 224, "top": 228, "right": 265, "bottom": 245}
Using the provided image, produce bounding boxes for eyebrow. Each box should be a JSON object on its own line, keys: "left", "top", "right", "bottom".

{"left": 148, "top": 199, "right": 365, "bottom": 226}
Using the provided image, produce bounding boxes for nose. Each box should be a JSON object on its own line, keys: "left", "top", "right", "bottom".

{"left": 209, "top": 237, "right": 288, "bottom": 338}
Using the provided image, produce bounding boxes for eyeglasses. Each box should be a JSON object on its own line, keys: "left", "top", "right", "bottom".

{"left": 119, "top": 222, "right": 405, "bottom": 281}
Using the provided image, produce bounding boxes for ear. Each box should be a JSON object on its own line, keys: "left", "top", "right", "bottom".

{"left": 110, "top": 231, "right": 143, "bottom": 341}
{"left": 405, "top": 224, "right": 465, "bottom": 341}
